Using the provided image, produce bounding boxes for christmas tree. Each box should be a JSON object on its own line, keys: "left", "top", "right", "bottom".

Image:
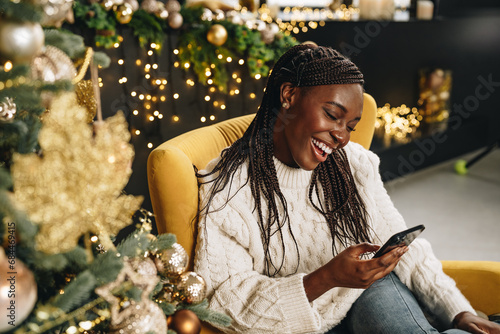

{"left": 0, "top": 1, "right": 231, "bottom": 332}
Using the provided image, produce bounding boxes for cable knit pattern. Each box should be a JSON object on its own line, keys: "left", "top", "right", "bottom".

{"left": 194, "top": 142, "right": 475, "bottom": 333}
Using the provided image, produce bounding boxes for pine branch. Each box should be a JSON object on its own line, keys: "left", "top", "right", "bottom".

{"left": 88, "top": 250, "right": 123, "bottom": 285}
{"left": 44, "top": 29, "right": 87, "bottom": 59}
{"left": 158, "top": 301, "right": 176, "bottom": 316}
{"left": 52, "top": 270, "right": 97, "bottom": 312}
{"left": 63, "top": 246, "right": 90, "bottom": 272}
{"left": 0, "top": 0, "right": 42, "bottom": 22}
{"left": 180, "top": 300, "right": 232, "bottom": 327}
{"left": 116, "top": 230, "right": 150, "bottom": 258}
{"left": 151, "top": 233, "right": 176, "bottom": 252}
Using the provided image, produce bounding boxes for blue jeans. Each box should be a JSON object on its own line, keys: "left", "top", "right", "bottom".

{"left": 326, "top": 273, "right": 468, "bottom": 334}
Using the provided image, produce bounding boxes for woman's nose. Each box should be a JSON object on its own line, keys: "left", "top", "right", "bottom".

{"left": 330, "top": 128, "right": 349, "bottom": 147}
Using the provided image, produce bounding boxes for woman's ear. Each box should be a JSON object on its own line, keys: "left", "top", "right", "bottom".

{"left": 279, "top": 82, "right": 297, "bottom": 107}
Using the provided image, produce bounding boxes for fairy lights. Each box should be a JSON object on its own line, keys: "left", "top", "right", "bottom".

{"left": 376, "top": 104, "right": 423, "bottom": 142}
{"left": 106, "top": 7, "right": 303, "bottom": 151}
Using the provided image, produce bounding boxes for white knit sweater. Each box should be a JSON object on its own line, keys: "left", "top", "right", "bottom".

{"left": 194, "top": 142, "right": 475, "bottom": 334}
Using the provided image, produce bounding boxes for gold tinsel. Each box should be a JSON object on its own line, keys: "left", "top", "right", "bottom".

{"left": 75, "top": 80, "right": 97, "bottom": 123}
{"left": 11, "top": 92, "right": 143, "bottom": 254}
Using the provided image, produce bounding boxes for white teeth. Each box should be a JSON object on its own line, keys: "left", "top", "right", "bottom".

{"left": 312, "top": 138, "right": 333, "bottom": 155}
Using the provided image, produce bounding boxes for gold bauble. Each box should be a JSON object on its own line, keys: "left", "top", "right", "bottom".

{"left": 0, "top": 249, "right": 37, "bottom": 331}
{"left": 154, "top": 242, "right": 189, "bottom": 277}
{"left": 109, "top": 300, "right": 168, "bottom": 334}
{"left": 0, "top": 19, "right": 44, "bottom": 64}
{"left": 168, "top": 11, "right": 184, "bottom": 29}
{"left": 114, "top": 3, "right": 134, "bottom": 24}
{"left": 0, "top": 97, "right": 17, "bottom": 123}
{"left": 177, "top": 271, "right": 207, "bottom": 304}
{"left": 206, "top": 24, "right": 228, "bottom": 46}
{"left": 168, "top": 309, "right": 201, "bottom": 334}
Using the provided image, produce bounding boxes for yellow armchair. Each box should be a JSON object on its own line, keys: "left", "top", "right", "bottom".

{"left": 147, "top": 93, "right": 500, "bottom": 333}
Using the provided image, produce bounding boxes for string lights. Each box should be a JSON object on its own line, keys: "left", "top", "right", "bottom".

{"left": 110, "top": 40, "right": 264, "bottom": 150}
{"left": 375, "top": 103, "right": 423, "bottom": 144}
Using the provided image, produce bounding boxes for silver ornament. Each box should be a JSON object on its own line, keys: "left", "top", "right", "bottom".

{"left": 0, "top": 19, "right": 44, "bottom": 64}
{"left": 260, "top": 26, "right": 275, "bottom": 44}
{"left": 109, "top": 300, "right": 168, "bottom": 334}
{"left": 140, "top": 0, "right": 158, "bottom": 13}
{"left": 0, "top": 98, "right": 16, "bottom": 123}
{"left": 168, "top": 11, "right": 184, "bottom": 29}
{"left": 165, "top": 0, "right": 181, "bottom": 13}
{"left": 40, "top": 0, "right": 74, "bottom": 28}
{"left": 128, "top": 257, "right": 158, "bottom": 277}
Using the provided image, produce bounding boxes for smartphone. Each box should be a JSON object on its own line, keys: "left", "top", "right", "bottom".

{"left": 372, "top": 224, "right": 425, "bottom": 258}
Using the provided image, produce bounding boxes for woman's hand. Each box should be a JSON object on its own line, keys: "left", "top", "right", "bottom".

{"left": 303, "top": 242, "right": 408, "bottom": 302}
{"left": 453, "top": 311, "right": 500, "bottom": 334}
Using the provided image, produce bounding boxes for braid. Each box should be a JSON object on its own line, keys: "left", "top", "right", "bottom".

{"left": 198, "top": 44, "right": 370, "bottom": 277}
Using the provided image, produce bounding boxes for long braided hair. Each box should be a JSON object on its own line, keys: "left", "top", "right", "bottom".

{"left": 197, "top": 44, "right": 372, "bottom": 277}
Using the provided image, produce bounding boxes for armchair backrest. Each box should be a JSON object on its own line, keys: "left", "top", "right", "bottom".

{"left": 147, "top": 93, "right": 377, "bottom": 266}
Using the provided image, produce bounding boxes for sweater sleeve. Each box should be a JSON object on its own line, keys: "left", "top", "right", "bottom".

{"left": 357, "top": 146, "right": 476, "bottom": 327}
{"left": 194, "top": 191, "right": 322, "bottom": 334}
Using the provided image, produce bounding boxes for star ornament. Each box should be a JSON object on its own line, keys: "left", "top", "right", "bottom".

{"left": 11, "top": 92, "right": 143, "bottom": 254}
{"left": 95, "top": 261, "right": 167, "bottom": 333}
{"left": 95, "top": 261, "right": 158, "bottom": 324}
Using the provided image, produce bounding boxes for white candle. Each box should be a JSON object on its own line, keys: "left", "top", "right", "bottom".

{"left": 359, "top": 0, "right": 395, "bottom": 20}
{"left": 416, "top": 0, "right": 434, "bottom": 20}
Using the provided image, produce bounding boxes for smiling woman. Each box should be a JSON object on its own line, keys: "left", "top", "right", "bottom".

{"left": 193, "top": 44, "right": 500, "bottom": 334}
{"left": 273, "top": 83, "right": 364, "bottom": 170}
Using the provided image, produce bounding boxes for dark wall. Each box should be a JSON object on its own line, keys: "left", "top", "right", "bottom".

{"left": 91, "top": 2, "right": 500, "bottom": 236}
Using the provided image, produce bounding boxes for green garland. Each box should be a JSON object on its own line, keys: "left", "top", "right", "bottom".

{"left": 128, "top": 9, "right": 168, "bottom": 48}
{"left": 177, "top": 6, "right": 297, "bottom": 92}
{"left": 71, "top": 1, "right": 298, "bottom": 91}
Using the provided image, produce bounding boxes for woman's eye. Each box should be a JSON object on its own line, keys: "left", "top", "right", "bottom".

{"left": 324, "top": 110, "right": 337, "bottom": 120}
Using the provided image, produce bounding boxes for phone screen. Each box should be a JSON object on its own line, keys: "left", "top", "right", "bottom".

{"left": 373, "top": 225, "right": 425, "bottom": 258}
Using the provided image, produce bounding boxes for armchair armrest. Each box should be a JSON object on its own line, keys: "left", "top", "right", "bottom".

{"left": 442, "top": 261, "right": 500, "bottom": 316}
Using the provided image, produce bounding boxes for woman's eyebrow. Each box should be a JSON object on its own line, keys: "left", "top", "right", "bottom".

{"left": 326, "top": 101, "right": 361, "bottom": 121}
{"left": 326, "top": 101, "right": 347, "bottom": 114}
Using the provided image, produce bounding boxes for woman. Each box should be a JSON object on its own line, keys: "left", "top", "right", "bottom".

{"left": 194, "top": 44, "right": 500, "bottom": 333}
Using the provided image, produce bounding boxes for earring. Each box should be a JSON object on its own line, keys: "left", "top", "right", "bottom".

{"left": 282, "top": 102, "right": 289, "bottom": 109}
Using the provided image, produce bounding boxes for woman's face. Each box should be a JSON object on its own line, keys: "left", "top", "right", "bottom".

{"left": 273, "top": 83, "right": 363, "bottom": 170}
